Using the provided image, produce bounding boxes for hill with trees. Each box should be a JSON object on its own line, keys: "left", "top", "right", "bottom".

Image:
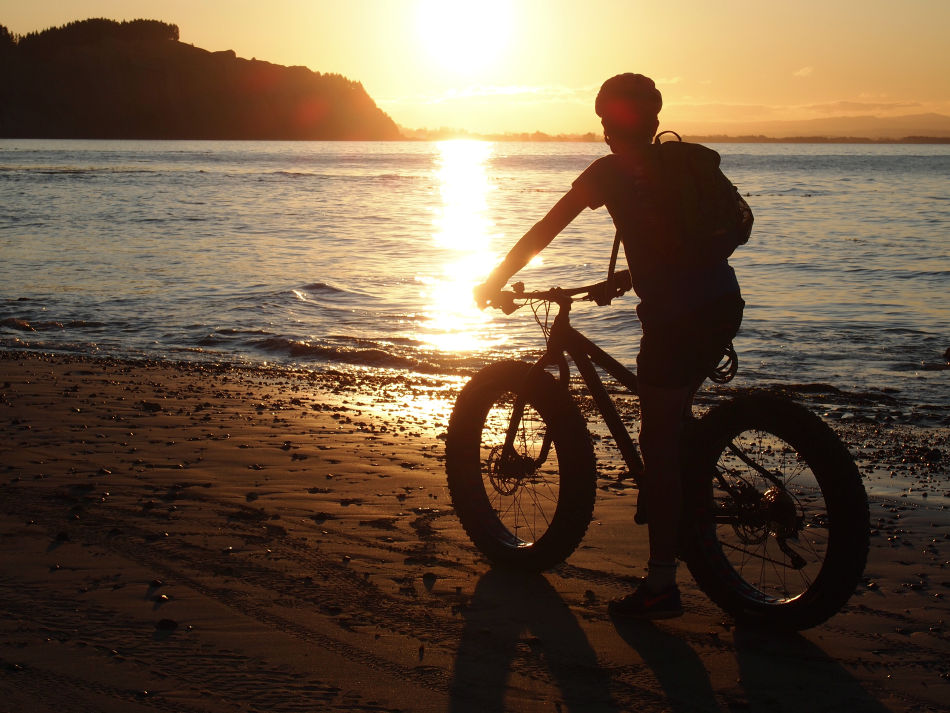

{"left": 0, "top": 19, "right": 402, "bottom": 140}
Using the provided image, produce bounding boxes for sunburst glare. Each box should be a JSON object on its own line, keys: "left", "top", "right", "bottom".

{"left": 418, "top": 140, "right": 503, "bottom": 353}
{"left": 415, "top": 0, "right": 513, "bottom": 76}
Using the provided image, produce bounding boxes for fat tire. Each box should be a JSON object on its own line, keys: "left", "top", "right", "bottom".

{"left": 446, "top": 361, "right": 596, "bottom": 571}
{"left": 681, "top": 393, "right": 869, "bottom": 630}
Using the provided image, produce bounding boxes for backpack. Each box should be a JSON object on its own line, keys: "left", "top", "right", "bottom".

{"left": 605, "top": 131, "right": 753, "bottom": 290}
{"left": 652, "top": 131, "right": 753, "bottom": 264}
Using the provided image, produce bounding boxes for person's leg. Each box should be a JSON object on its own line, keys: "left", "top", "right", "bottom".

{"left": 638, "top": 381, "right": 692, "bottom": 589}
{"left": 611, "top": 296, "right": 743, "bottom": 620}
{"left": 608, "top": 379, "right": 691, "bottom": 620}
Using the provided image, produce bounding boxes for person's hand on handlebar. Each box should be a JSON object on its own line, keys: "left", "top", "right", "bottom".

{"left": 474, "top": 277, "right": 517, "bottom": 313}
{"left": 473, "top": 279, "right": 502, "bottom": 310}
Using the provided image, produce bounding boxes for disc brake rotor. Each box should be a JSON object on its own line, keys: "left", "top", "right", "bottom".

{"left": 487, "top": 444, "right": 538, "bottom": 495}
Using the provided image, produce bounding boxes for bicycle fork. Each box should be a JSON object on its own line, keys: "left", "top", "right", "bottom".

{"left": 499, "top": 362, "right": 559, "bottom": 476}
{"left": 499, "top": 343, "right": 645, "bottom": 484}
{"left": 497, "top": 394, "right": 553, "bottom": 477}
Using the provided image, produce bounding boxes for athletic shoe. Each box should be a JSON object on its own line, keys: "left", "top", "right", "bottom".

{"left": 608, "top": 583, "right": 683, "bottom": 621}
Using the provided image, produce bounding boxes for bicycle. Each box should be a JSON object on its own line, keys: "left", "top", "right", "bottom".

{"left": 445, "top": 270, "right": 870, "bottom": 630}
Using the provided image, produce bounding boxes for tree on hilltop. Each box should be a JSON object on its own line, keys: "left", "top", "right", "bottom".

{"left": 16, "top": 18, "right": 179, "bottom": 51}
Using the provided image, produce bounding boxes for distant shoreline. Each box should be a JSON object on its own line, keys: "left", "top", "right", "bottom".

{"left": 5, "top": 134, "right": 948, "bottom": 144}
{"left": 665, "top": 135, "right": 950, "bottom": 144}
{"left": 400, "top": 129, "right": 950, "bottom": 144}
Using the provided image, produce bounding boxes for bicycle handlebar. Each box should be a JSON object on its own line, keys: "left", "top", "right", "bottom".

{"left": 487, "top": 269, "right": 633, "bottom": 313}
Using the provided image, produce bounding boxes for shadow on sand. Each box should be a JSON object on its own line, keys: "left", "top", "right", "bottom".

{"left": 451, "top": 568, "right": 890, "bottom": 712}
{"left": 612, "top": 617, "right": 892, "bottom": 713}
{"left": 449, "top": 568, "right": 616, "bottom": 712}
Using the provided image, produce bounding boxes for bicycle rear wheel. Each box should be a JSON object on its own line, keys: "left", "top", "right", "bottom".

{"left": 681, "top": 393, "right": 869, "bottom": 630}
{"left": 446, "top": 361, "right": 596, "bottom": 571}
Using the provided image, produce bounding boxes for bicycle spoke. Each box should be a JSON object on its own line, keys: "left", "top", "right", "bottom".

{"left": 479, "top": 393, "right": 561, "bottom": 548}
{"left": 713, "top": 427, "right": 829, "bottom": 603}
{"left": 720, "top": 540, "right": 806, "bottom": 572}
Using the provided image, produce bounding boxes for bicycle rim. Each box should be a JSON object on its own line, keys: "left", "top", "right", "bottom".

{"left": 479, "top": 390, "right": 562, "bottom": 548}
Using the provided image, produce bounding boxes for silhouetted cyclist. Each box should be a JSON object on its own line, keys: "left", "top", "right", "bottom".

{"left": 475, "top": 73, "right": 744, "bottom": 620}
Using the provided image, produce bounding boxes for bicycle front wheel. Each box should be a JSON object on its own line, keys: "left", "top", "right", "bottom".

{"left": 681, "top": 394, "right": 869, "bottom": 630}
{"left": 446, "top": 361, "right": 596, "bottom": 571}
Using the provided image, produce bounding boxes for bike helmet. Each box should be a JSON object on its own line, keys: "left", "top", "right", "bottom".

{"left": 595, "top": 73, "right": 662, "bottom": 139}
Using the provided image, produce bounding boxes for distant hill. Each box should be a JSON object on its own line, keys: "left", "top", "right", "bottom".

{"left": 672, "top": 113, "right": 950, "bottom": 141}
{"left": 0, "top": 19, "right": 402, "bottom": 140}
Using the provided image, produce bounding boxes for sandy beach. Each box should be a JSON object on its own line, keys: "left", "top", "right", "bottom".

{"left": 0, "top": 350, "right": 947, "bottom": 713}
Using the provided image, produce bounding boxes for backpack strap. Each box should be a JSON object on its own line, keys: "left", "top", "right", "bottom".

{"left": 653, "top": 130, "right": 682, "bottom": 144}
{"left": 605, "top": 130, "right": 682, "bottom": 292}
{"left": 607, "top": 229, "right": 621, "bottom": 284}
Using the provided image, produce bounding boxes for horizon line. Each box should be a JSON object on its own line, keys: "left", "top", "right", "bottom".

{"left": 397, "top": 127, "right": 950, "bottom": 144}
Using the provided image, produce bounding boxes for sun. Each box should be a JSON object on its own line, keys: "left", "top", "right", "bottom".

{"left": 415, "top": 0, "right": 514, "bottom": 77}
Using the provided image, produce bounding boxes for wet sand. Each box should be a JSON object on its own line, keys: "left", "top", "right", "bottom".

{"left": 0, "top": 350, "right": 947, "bottom": 712}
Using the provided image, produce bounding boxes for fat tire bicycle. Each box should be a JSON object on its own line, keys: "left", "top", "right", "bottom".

{"left": 445, "top": 271, "right": 870, "bottom": 630}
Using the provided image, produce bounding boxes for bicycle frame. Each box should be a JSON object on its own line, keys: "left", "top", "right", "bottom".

{"left": 500, "top": 294, "right": 783, "bottom": 504}
{"left": 503, "top": 294, "right": 645, "bottom": 484}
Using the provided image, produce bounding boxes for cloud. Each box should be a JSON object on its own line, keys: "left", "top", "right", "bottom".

{"left": 803, "top": 100, "right": 922, "bottom": 115}
{"left": 666, "top": 99, "right": 929, "bottom": 124}
{"left": 793, "top": 66, "right": 814, "bottom": 78}
{"left": 665, "top": 103, "right": 786, "bottom": 123}
{"left": 384, "top": 84, "right": 592, "bottom": 107}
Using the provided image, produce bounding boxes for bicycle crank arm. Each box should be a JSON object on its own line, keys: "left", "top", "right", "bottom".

{"left": 776, "top": 537, "right": 808, "bottom": 570}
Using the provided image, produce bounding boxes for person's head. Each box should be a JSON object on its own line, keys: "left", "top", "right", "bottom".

{"left": 595, "top": 73, "right": 662, "bottom": 151}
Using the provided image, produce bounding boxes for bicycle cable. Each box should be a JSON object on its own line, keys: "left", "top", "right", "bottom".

{"left": 529, "top": 298, "right": 553, "bottom": 344}
{"left": 709, "top": 342, "right": 738, "bottom": 384}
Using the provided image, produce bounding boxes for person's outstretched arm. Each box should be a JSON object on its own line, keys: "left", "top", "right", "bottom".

{"left": 474, "top": 187, "right": 588, "bottom": 307}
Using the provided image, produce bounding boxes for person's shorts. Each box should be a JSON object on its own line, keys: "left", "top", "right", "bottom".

{"left": 636, "top": 293, "right": 744, "bottom": 388}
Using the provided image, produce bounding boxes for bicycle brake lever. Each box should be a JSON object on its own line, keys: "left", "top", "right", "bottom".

{"left": 493, "top": 291, "right": 518, "bottom": 314}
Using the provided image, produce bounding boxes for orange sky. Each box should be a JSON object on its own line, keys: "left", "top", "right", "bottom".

{"left": 4, "top": 0, "right": 949, "bottom": 135}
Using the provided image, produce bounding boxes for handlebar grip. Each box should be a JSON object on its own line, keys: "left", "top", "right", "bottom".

{"left": 589, "top": 269, "right": 633, "bottom": 306}
{"left": 614, "top": 269, "right": 633, "bottom": 292}
{"left": 488, "top": 292, "right": 518, "bottom": 314}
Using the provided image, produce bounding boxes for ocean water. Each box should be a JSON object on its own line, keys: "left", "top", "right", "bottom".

{"left": 1, "top": 139, "right": 948, "bottom": 424}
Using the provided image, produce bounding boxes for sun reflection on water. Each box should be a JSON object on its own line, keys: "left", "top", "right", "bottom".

{"left": 418, "top": 140, "right": 503, "bottom": 353}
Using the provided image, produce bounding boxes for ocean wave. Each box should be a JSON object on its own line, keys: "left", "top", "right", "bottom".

{"left": 699, "top": 382, "right": 949, "bottom": 428}
{"left": 0, "top": 165, "right": 157, "bottom": 176}
{"left": 267, "top": 170, "right": 331, "bottom": 179}
{"left": 325, "top": 334, "right": 424, "bottom": 349}
{"left": 490, "top": 154, "right": 593, "bottom": 172}
{"left": 893, "top": 269, "right": 949, "bottom": 280}
{"left": 249, "top": 335, "right": 486, "bottom": 375}
{"left": 262, "top": 171, "right": 420, "bottom": 186}
{"left": 0, "top": 336, "right": 98, "bottom": 354}
{"left": 288, "top": 284, "right": 363, "bottom": 307}
{"left": 215, "top": 327, "right": 273, "bottom": 336}
{"left": 723, "top": 381, "right": 901, "bottom": 405}
{"left": 377, "top": 313, "right": 426, "bottom": 325}
{"left": 299, "top": 282, "right": 347, "bottom": 294}
{"left": 253, "top": 336, "right": 426, "bottom": 370}
{"left": 0, "top": 317, "right": 102, "bottom": 332}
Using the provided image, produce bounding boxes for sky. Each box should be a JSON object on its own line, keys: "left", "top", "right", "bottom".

{"left": 3, "top": 0, "right": 949, "bottom": 135}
